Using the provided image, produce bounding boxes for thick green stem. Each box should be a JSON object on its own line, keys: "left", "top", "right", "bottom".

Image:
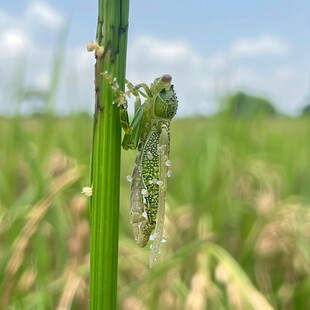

{"left": 89, "top": 1, "right": 129, "bottom": 309}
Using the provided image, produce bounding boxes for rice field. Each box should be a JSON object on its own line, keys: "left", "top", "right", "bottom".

{"left": 0, "top": 114, "right": 310, "bottom": 309}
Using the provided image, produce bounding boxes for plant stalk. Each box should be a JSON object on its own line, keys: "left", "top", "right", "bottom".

{"left": 89, "top": 1, "right": 129, "bottom": 309}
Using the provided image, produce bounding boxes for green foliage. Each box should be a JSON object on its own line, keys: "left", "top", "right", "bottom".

{"left": 224, "top": 91, "right": 276, "bottom": 117}
{"left": 1, "top": 114, "right": 310, "bottom": 309}
{"left": 301, "top": 103, "right": 310, "bottom": 116}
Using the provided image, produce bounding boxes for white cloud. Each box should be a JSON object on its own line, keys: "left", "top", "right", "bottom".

{"left": 0, "top": 3, "right": 70, "bottom": 114}
{"left": 0, "top": 29, "right": 29, "bottom": 57}
{"left": 131, "top": 36, "right": 200, "bottom": 64}
{"left": 127, "top": 35, "right": 215, "bottom": 115}
{"left": 26, "top": 1, "right": 65, "bottom": 29}
{"left": 230, "top": 35, "right": 288, "bottom": 58}
{"left": 200, "top": 34, "right": 309, "bottom": 114}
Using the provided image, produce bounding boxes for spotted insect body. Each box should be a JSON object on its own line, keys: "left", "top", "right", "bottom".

{"left": 103, "top": 73, "right": 177, "bottom": 249}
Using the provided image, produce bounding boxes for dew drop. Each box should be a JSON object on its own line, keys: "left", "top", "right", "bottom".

{"left": 147, "top": 151, "right": 153, "bottom": 160}
{"left": 141, "top": 189, "right": 148, "bottom": 196}
{"left": 167, "top": 170, "right": 172, "bottom": 178}
{"left": 142, "top": 211, "right": 147, "bottom": 219}
{"left": 165, "top": 160, "right": 171, "bottom": 167}
{"left": 126, "top": 175, "right": 132, "bottom": 182}
{"left": 157, "top": 180, "right": 163, "bottom": 186}
{"left": 152, "top": 178, "right": 158, "bottom": 184}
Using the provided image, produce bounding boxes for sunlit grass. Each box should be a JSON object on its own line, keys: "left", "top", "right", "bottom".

{"left": 0, "top": 115, "right": 309, "bottom": 309}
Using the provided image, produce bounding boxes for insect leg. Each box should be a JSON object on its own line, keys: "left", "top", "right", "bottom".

{"left": 125, "top": 80, "right": 152, "bottom": 98}
{"left": 101, "top": 72, "right": 132, "bottom": 134}
{"left": 150, "top": 124, "right": 169, "bottom": 267}
{"left": 122, "top": 104, "right": 144, "bottom": 150}
{"left": 119, "top": 106, "right": 132, "bottom": 134}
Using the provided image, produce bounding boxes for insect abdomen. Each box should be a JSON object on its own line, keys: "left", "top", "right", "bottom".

{"left": 130, "top": 151, "right": 155, "bottom": 247}
{"left": 141, "top": 131, "right": 161, "bottom": 224}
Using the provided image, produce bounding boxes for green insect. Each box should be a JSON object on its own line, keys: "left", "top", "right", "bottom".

{"left": 104, "top": 73, "right": 178, "bottom": 255}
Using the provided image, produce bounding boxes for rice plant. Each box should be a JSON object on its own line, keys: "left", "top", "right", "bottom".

{"left": 88, "top": 0, "right": 129, "bottom": 309}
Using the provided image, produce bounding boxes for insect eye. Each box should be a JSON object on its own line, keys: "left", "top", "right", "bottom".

{"left": 161, "top": 74, "right": 172, "bottom": 83}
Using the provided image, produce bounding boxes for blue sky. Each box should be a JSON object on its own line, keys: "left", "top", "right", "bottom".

{"left": 1, "top": 0, "right": 310, "bottom": 115}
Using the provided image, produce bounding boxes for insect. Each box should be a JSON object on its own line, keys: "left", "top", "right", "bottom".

{"left": 103, "top": 73, "right": 178, "bottom": 258}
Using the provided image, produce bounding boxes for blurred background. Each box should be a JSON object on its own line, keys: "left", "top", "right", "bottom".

{"left": 1, "top": 1, "right": 310, "bottom": 309}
